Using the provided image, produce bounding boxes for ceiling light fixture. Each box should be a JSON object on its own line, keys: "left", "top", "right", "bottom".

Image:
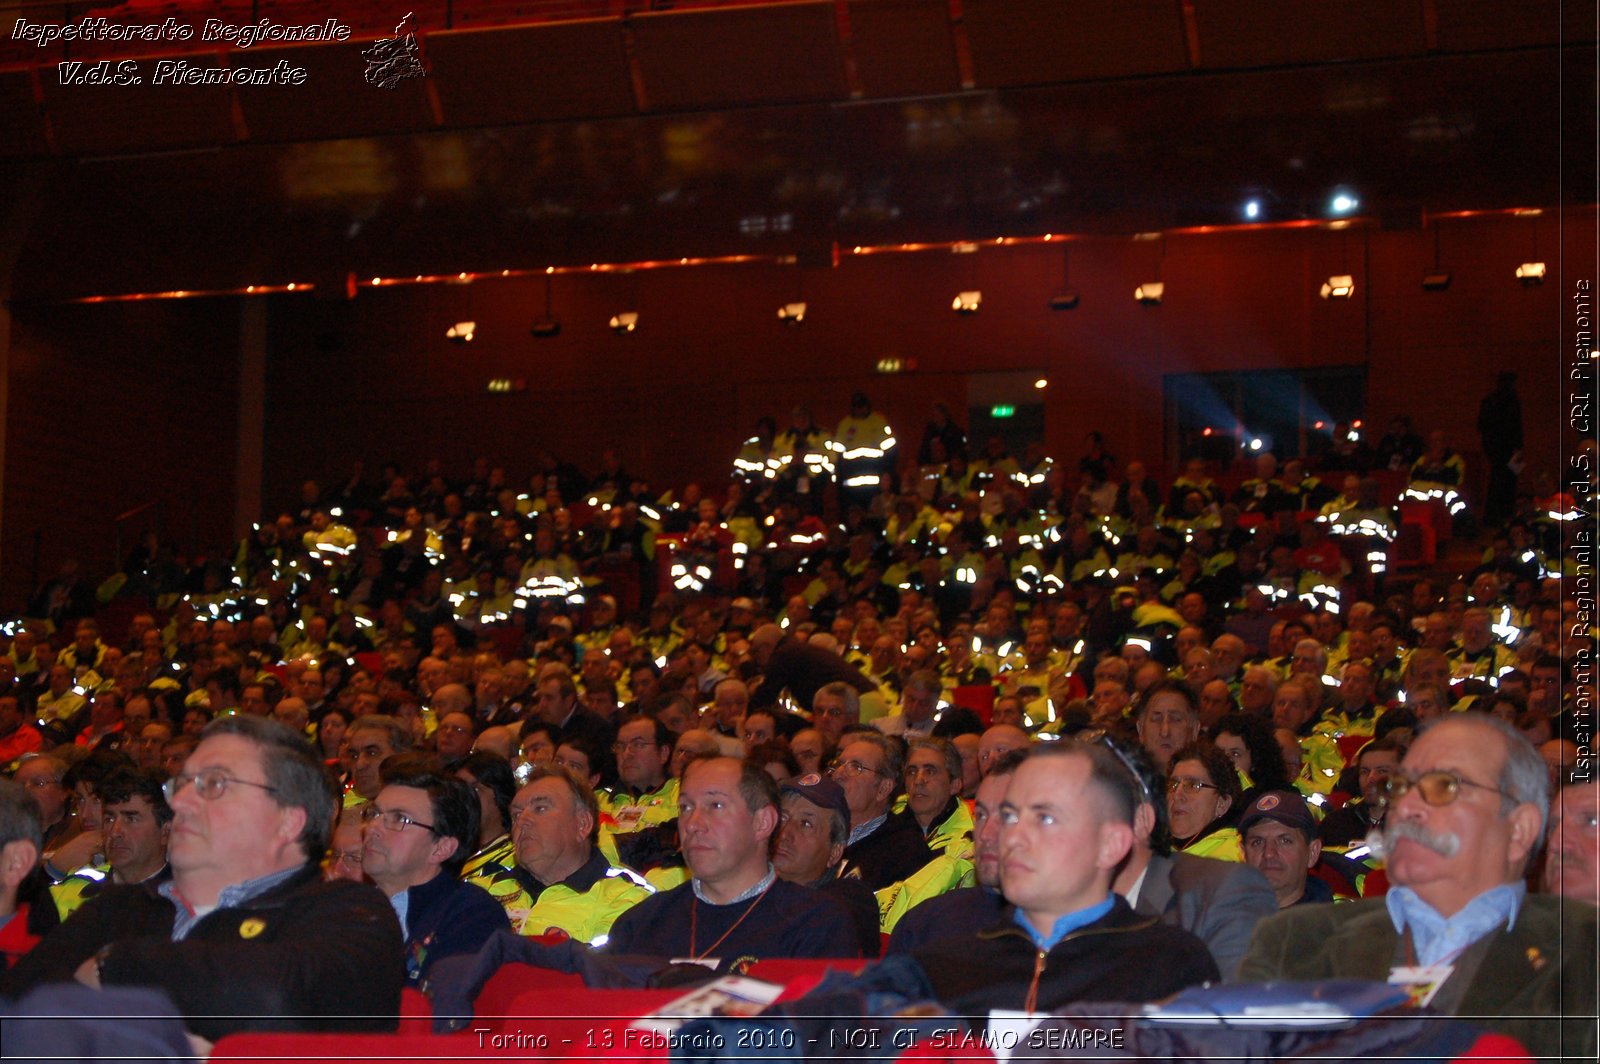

{"left": 609, "top": 311, "right": 639, "bottom": 334}
{"left": 445, "top": 321, "right": 475, "bottom": 343}
{"left": 1320, "top": 274, "right": 1355, "bottom": 299}
{"left": 952, "top": 290, "right": 982, "bottom": 315}
{"left": 1134, "top": 282, "right": 1164, "bottom": 305}
{"left": 1516, "top": 262, "right": 1546, "bottom": 285}
{"left": 777, "top": 301, "right": 807, "bottom": 325}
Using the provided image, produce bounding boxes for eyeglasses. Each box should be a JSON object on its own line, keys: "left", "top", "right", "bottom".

{"left": 21, "top": 776, "right": 62, "bottom": 790}
{"left": 163, "top": 770, "right": 280, "bottom": 803}
{"left": 1383, "top": 770, "right": 1511, "bottom": 807}
{"left": 612, "top": 738, "right": 659, "bottom": 754}
{"left": 1167, "top": 778, "right": 1218, "bottom": 795}
{"left": 359, "top": 805, "right": 438, "bottom": 833}
{"left": 830, "top": 758, "right": 884, "bottom": 780}
{"left": 328, "top": 849, "right": 363, "bottom": 866}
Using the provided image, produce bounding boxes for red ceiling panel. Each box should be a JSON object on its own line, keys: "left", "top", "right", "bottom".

{"left": 846, "top": 0, "right": 961, "bottom": 99}
{"left": 0, "top": 72, "right": 51, "bottom": 157}
{"left": 1433, "top": 0, "right": 1564, "bottom": 51}
{"left": 630, "top": 3, "right": 848, "bottom": 112}
{"left": 963, "top": 0, "right": 1190, "bottom": 88}
{"left": 1193, "top": 0, "right": 1428, "bottom": 69}
{"left": 234, "top": 42, "right": 435, "bottom": 142}
{"left": 428, "top": 21, "right": 635, "bottom": 125}
{"left": 40, "top": 55, "right": 236, "bottom": 155}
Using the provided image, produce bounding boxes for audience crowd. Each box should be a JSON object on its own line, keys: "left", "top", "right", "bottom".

{"left": 0, "top": 391, "right": 1593, "bottom": 1057}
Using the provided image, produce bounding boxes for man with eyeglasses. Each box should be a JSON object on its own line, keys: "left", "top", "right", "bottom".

{"left": 361, "top": 763, "right": 507, "bottom": 988}
{"left": 1240, "top": 713, "right": 1596, "bottom": 1061}
{"left": 50, "top": 767, "right": 172, "bottom": 919}
{"left": 2, "top": 715, "right": 405, "bottom": 1041}
{"left": 833, "top": 732, "right": 931, "bottom": 892}
{"left": 600, "top": 715, "right": 678, "bottom": 834}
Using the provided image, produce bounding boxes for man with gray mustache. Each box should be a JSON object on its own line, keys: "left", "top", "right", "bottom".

{"left": 1239, "top": 714, "right": 1595, "bottom": 1061}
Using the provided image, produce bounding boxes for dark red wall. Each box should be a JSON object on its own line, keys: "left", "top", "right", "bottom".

{"left": 260, "top": 212, "right": 1583, "bottom": 508}
{"left": 3, "top": 300, "right": 241, "bottom": 611}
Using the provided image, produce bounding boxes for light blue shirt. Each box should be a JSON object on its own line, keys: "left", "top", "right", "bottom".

{"left": 693, "top": 864, "right": 775, "bottom": 905}
{"left": 160, "top": 863, "right": 305, "bottom": 941}
{"left": 1385, "top": 882, "right": 1524, "bottom": 967}
{"left": 390, "top": 889, "right": 411, "bottom": 938}
{"left": 1013, "top": 893, "right": 1117, "bottom": 951}
{"left": 847, "top": 813, "right": 887, "bottom": 847}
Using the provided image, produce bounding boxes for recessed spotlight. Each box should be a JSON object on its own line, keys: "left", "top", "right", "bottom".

{"left": 446, "top": 321, "right": 476, "bottom": 343}
{"left": 1320, "top": 275, "right": 1355, "bottom": 299}
{"left": 952, "top": 291, "right": 982, "bottom": 315}
{"left": 610, "top": 311, "right": 639, "bottom": 334}
{"left": 1515, "top": 262, "right": 1546, "bottom": 286}
{"left": 1034, "top": 378, "right": 1048, "bottom": 390}
{"left": 1244, "top": 198, "right": 1262, "bottom": 220}
{"left": 1134, "top": 282, "right": 1164, "bottom": 305}
{"left": 1330, "top": 191, "right": 1359, "bottom": 215}
{"left": 777, "top": 302, "right": 807, "bottom": 325}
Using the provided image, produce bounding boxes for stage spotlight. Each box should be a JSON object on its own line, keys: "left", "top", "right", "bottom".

{"left": 1244, "top": 198, "right": 1262, "bottom": 221}
{"left": 1421, "top": 272, "right": 1452, "bottom": 291}
{"left": 1515, "top": 262, "right": 1546, "bottom": 286}
{"left": 1329, "top": 191, "right": 1359, "bottom": 215}
{"left": 1134, "top": 282, "right": 1164, "bottom": 305}
{"left": 1319, "top": 275, "right": 1355, "bottom": 299}
{"left": 777, "top": 302, "right": 807, "bottom": 325}
{"left": 952, "top": 291, "right": 982, "bottom": 315}
{"left": 609, "top": 311, "right": 639, "bottom": 334}
{"left": 446, "top": 321, "right": 476, "bottom": 343}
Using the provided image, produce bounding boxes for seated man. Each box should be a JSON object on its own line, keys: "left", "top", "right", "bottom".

{"left": 1238, "top": 790, "right": 1332, "bottom": 908}
{"left": 362, "top": 762, "right": 508, "bottom": 987}
{"left": 601, "top": 715, "right": 679, "bottom": 833}
{"left": 2, "top": 716, "right": 404, "bottom": 1041}
{"left": 865, "top": 743, "right": 1218, "bottom": 1016}
{"left": 1544, "top": 778, "right": 1598, "bottom": 907}
{"left": 1111, "top": 737, "right": 1278, "bottom": 979}
{"left": 898, "top": 737, "right": 973, "bottom": 855}
{"left": 771, "top": 774, "right": 880, "bottom": 957}
{"left": 603, "top": 756, "right": 859, "bottom": 963}
{"left": 832, "top": 732, "right": 932, "bottom": 891}
{"left": 1240, "top": 714, "right": 1596, "bottom": 1061}
{"left": 52, "top": 767, "right": 172, "bottom": 919}
{"left": 886, "top": 749, "right": 1024, "bottom": 953}
{"left": 344, "top": 715, "right": 414, "bottom": 806}
{"left": 481, "top": 764, "right": 653, "bottom": 945}
{"left": 0, "top": 779, "right": 59, "bottom": 971}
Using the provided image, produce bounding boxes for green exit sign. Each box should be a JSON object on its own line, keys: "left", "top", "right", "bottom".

{"left": 990, "top": 404, "right": 1015, "bottom": 418}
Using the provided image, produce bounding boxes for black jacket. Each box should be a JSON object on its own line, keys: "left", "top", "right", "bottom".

{"left": 401, "top": 869, "right": 508, "bottom": 988}
{"left": 1, "top": 864, "right": 404, "bottom": 1042}
{"left": 915, "top": 896, "right": 1219, "bottom": 1018}
{"left": 841, "top": 813, "right": 933, "bottom": 893}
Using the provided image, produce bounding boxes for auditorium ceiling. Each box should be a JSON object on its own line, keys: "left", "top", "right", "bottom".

{"left": 0, "top": 0, "right": 1592, "bottom": 301}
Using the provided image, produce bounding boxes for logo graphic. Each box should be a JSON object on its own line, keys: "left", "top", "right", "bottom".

{"left": 362, "top": 12, "right": 425, "bottom": 89}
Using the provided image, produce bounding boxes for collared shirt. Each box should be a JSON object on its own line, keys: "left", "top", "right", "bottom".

{"left": 692, "top": 863, "right": 775, "bottom": 905}
{"left": 847, "top": 813, "right": 887, "bottom": 847}
{"left": 1385, "top": 881, "right": 1524, "bottom": 967}
{"left": 389, "top": 889, "right": 411, "bottom": 937}
{"left": 160, "top": 863, "right": 305, "bottom": 941}
{"left": 1013, "top": 892, "right": 1117, "bottom": 951}
{"left": 1121, "top": 865, "right": 1150, "bottom": 909}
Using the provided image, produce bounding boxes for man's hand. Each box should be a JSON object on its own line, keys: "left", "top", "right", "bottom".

{"left": 73, "top": 954, "right": 101, "bottom": 988}
{"left": 49, "top": 829, "right": 103, "bottom": 876}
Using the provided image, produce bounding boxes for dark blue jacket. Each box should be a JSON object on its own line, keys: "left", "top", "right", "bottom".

{"left": 402, "top": 870, "right": 508, "bottom": 988}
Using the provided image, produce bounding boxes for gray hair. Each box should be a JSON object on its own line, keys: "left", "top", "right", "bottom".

{"left": 0, "top": 778, "right": 43, "bottom": 852}
{"left": 202, "top": 715, "right": 336, "bottom": 863}
{"left": 813, "top": 682, "right": 860, "bottom": 720}
{"left": 907, "top": 736, "right": 962, "bottom": 782}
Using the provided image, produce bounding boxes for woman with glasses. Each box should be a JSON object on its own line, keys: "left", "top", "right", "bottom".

{"left": 1166, "top": 742, "right": 1244, "bottom": 862}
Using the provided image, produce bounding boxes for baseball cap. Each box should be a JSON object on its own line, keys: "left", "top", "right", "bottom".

{"left": 1237, "top": 789, "right": 1318, "bottom": 839}
{"left": 780, "top": 773, "right": 851, "bottom": 833}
